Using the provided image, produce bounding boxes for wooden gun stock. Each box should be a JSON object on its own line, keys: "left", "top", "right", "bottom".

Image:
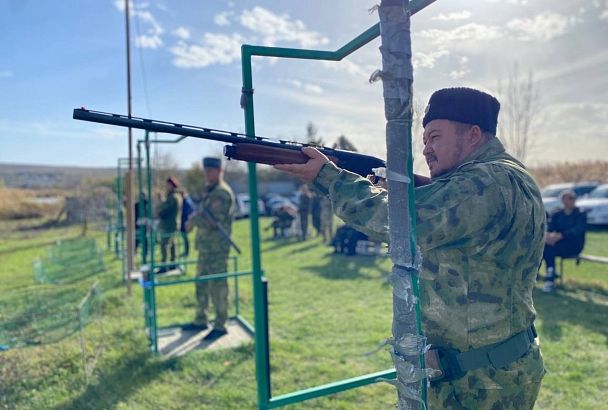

{"left": 224, "top": 143, "right": 338, "bottom": 166}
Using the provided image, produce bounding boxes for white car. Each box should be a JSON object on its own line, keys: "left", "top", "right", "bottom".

{"left": 541, "top": 182, "right": 601, "bottom": 215}
{"left": 235, "top": 193, "right": 266, "bottom": 219}
{"left": 577, "top": 184, "right": 608, "bottom": 227}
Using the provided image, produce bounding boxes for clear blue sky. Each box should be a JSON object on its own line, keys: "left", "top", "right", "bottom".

{"left": 1, "top": 0, "right": 606, "bottom": 170}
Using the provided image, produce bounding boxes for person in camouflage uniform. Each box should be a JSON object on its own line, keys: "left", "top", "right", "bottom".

{"left": 156, "top": 177, "right": 181, "bottom": 272}
{"left": 276, "top": 88, "right": 546, "bottom": 409}
{"left": 184, "top": 157, "right": 235, "bottom": 341}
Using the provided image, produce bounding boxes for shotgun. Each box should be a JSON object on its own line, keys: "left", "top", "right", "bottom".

{"left": 191, "top": 205, "right": 242, "bottom": 254}
{"left": 73, "top": 108, "right": 386, "bottom": 177}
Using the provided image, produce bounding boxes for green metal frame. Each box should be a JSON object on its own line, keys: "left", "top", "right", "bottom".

{"left": 241, "top": 0, "right": 435, "bottom": 408}
{"left": 137, "top": 131, "right": 253, "bottom": 352}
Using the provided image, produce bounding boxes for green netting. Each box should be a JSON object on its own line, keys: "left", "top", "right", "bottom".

{"left": 0, "top": 283, "right": 103, "bottom": 350}
{"left": 48, "top": 237, "right": 98, "bottom": 259}
{"left": 33, "top": 238, "right": 105, "bottom": 285}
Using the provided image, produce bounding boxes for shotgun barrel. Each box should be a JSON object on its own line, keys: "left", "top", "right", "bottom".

{"left": 73, "top": 108, "right": 385, "bottom": 176}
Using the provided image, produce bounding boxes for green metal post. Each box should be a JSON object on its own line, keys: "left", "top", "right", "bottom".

{"left": 239, "top": 2, "right": 437, "bottom": 408}
{"left": 137, "top": 140, "right": 146, "bottom": 265}
{"left": 145, "top": 131, "right": 157, "bottom": 349}
{"left": 233, "top": 256, "right": 240, "bottom": 316}
{"left": 105, "top": 194, "right": 112, "bottom": 251}
{"left": 114, "top": 178, "right": 120, "bottom": 257}
{"left": 241, "top": 48, "right": 271, "bottom": 408}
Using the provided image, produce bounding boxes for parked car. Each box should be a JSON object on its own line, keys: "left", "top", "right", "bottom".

{"left": 235, "top": 193, "right": 266, "bottom": 219}
{"left": 541, "top": 181, "right": 601, "bottom": 214}
{"left": 577, "top": 184, "right": 608, "bottom": 228}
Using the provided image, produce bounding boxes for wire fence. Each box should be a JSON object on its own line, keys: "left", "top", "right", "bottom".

{"left": 0, "top": 282, "right": 102, "bottom": 351}
{"left": 33, "top": 238, "right": 105, "bottom": 285}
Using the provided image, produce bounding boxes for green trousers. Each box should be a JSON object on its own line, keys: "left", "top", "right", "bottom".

{"left": 194, "top": 254, "right": 229, "bottom": 329}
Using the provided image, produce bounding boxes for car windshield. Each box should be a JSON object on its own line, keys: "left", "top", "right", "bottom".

{"left": 542, "top": 186, "right": 569, "bottom": 197}
{"left": 588, "top": 186, "right": 608, "bottom": 199}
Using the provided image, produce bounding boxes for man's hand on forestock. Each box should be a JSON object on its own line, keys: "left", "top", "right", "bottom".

{"left": 274, "top": 147, "right": 329, "bottom": 183}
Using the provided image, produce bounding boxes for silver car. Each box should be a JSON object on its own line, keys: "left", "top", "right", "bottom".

{"left": 577, "top": 184, "right": 608, "bottom": 227}
{"left": 541, "top": 182, "right": 601, "bottom": 214}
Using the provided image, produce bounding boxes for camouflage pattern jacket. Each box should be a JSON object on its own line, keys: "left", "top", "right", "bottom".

{"left": 314, "top": 138, "right": 546, "bottom": 388}
{"left": 192, "top": 180, "right": 235, "bottom": 256}
{"left": 157, "top": 192, "right": 180, "bottom": 233}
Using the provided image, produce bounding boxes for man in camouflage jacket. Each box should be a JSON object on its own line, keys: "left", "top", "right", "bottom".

{"left": 184, "top": 157, "right": 235, "bottom": 340}
{"left": 276, "top": 88, "right": 546, "bottom": 409}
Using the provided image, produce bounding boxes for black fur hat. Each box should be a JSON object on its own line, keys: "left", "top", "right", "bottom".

{"left": 422, "top": 87, "right": 500, "bottom": 134}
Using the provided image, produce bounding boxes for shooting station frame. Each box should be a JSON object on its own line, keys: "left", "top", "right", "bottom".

{"left": 240, "top": 0, "right": 434, "bottom": 407}
{"left": 95, "top": 0, "right": 434, "bottom": 407}
{"left": 135, "top": 131, "right": 253, "bottom": 352}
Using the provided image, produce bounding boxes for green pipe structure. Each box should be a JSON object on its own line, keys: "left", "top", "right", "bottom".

{"left": 144, "top": 131, "right": 155, "bottom": 339}
{"left": 136, "top": 140, "right": 146, "bottom": 264}
{"left": 138, "top": 131, "right": 251, "bottom": 352}
{"left": 135, "top": 132, "right": 186, "bottom": 266}
{"left": 241, "top": 0, "right": 435, "bottom": 407}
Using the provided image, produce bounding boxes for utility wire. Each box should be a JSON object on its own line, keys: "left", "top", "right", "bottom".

{"left": 131, "top": 0, "right": 157, "bottom": 177}
{"left": 132, "top": 0, "right": 152, "bottom": 117}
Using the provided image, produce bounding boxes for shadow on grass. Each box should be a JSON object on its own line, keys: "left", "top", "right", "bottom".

{"left": 301, "top": 252, "right": 389, "bottom": 280}
{"left": 54, "top": 352, "right": 167, "bottom": 410}
{"left": 0, "top": 286, "right": 89, "bottom": 347}
{"left": 0, "top": 239, "right": 60, "bottom": 256}
{"left": 534, "top": 283, "right": 608, "bottom": 345}
{"left": 17, "top": 219, "right": 75, "bottom": 232}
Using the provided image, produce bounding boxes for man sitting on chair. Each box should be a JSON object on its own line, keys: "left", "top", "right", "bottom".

{"left": 543, "top": 189, "right": 587, "bottom": 292}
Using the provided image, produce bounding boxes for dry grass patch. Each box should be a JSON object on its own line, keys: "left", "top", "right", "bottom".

{"left": 531, "top": 161, "right": 608, "bottom": 188}
{"left": 0, "top": 187, "right": 64, "bottom": 220}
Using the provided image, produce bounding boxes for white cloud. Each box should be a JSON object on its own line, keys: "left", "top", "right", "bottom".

{"left": 170, "top": 33, "right": 244, "bottom": 68}
{"left": 485, "top": 0, "right": 528, "bottom": 4}
{"left": 415, "top": 23, "right": 502, "bottom": 45}
{"left": 600, "top": 1, "right": 608, "bottom": 21}
{"left": 114, "top": 0, "right": 164, "bottom": 49}
{"left": 214, "top": 11, "right": 233, "bottom": 27}
{"left": 0, "top": 70, "right": 13, "bottom": 78}
{"left": 449, "top": 69, "right": 470, "bottom": 80}
{"left": 0, "top": 119, "right": 122, "bottom": 141}
{"left": 534, "top": 103, "right": 608, "bottom": 163}
{"left": 320, "top": 59, "right": 369, "bottom": 78}
{"left": 278, "top": 78, "right": 324, "bottom": 94}
{"left": 169, "top": 6, "right": 329, "bottom": 70}
{"left": 239, "top": 7, "right": 329, "bottom": 48}
{"left": 413, "top": 50, "right": 449, "bottom": 69}
{"left": 432, "top": 11, "right": 472, "bottom": 21}
{"left": 136, "top": 35, "right": 162, "bottom": 49}
{"left": 173, "top": 26, "right": 190, "bottom": 40}
{"left": 507, "top": 12, "right": 578, "bottom": 42}
{"left": 544, "top": 103, "right": 608, "bottom": 130}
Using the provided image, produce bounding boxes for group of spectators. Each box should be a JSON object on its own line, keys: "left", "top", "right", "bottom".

{"left": 134, "top": 178, "right": 196, "bottom": 272}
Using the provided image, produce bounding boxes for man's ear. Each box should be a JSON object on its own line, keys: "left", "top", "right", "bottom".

{"left": 468, "top": 125, "right": 484, "bottom": 148}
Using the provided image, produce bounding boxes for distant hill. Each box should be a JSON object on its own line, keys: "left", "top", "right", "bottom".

{"left": 0, "top": 163, "right": 115, "bottom": 189}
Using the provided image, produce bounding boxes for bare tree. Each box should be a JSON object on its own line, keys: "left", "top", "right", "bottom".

{"left": 496, "top": 63, "right": 541, "bottom": 164}
{"left": 153, "top": 150, "right": 179, "bottom": 192}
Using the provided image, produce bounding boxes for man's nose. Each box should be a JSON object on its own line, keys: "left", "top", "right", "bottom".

{"left": 422, "top": 143, "right": 432, "bottom": 156}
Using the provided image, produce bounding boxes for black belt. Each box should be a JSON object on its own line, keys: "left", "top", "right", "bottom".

{"left": 426, "top": 325, "right": 537, "bottom": 382}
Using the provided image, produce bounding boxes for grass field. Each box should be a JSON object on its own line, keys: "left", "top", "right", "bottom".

{"left": 1, "top": 217, "right": 607, "bottom": 409}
